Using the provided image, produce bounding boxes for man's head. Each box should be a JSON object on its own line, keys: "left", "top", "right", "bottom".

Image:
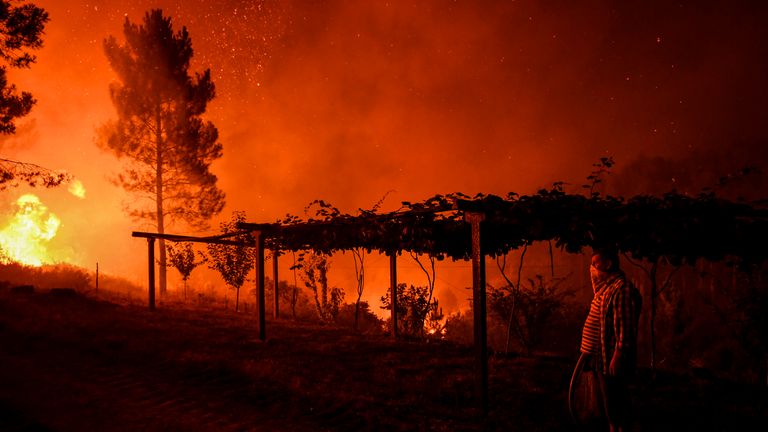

{"left": 591, "top": 247, "right": 620, "bottom": 275}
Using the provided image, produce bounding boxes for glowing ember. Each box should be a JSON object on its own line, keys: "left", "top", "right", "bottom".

{"left": 68, "top": 180, "right": 86, "bottom": 199}
{"left": 0, "top": 194, "right": 61, "bottom": 266}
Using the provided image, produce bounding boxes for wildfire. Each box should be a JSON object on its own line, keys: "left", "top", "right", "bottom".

{"left": 0, "top": 194, "right": 61, "bottom": 266}
{"left": 68, "top": 179, "right": 86, "bottom": 199}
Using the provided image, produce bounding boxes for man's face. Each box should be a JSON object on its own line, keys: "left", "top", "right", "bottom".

{"left": 591, "top": 253, "right": 612, "bottom": 275}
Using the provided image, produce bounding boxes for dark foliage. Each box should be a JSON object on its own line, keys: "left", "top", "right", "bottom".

{"left": 166, "top": 242, "right": 206, "bottom": 300}
{"left": 335, "top": 301, "right": 383, "bottom": 333}
{"left": 245, "top": 190, "right": 767, "bottom": 269}
{"left": 297, "top": 253, "right": 344, "bottom": 322}
{"left": 488, "top": 274, "right": 573, "bottom": 355}
{"left": 207, "top": 212, "right": 254, "bottom": 312}
{"left": 0, "top": 0, "right": 47, "bottom": 134}
{"left": 0, "top": 2, "right": 71, "bottom": 191}
{"left": 381, "top": 283, "right": 443, "bottom": 337}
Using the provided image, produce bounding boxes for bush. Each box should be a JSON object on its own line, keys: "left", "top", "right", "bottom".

{"left": 335, "top": 301, "right": 383, "bottom": 333}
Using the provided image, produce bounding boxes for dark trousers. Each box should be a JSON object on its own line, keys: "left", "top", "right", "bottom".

{"left": 598, "top": 372, "right": 631, "bottom": 431}
{"left": 570, "top": 353, "right": 634, "bottom": 431}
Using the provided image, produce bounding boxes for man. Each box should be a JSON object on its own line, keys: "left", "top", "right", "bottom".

{"left": 573, "top": 247, "right": 642, "bottom": 432}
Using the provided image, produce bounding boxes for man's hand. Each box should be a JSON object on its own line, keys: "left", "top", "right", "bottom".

{"left": 609, "top": 353, "right": 621, "bottom": 376}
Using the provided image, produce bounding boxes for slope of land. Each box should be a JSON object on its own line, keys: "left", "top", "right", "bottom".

{"left": 0, "top": 288, "right": 764, "bottom": 431}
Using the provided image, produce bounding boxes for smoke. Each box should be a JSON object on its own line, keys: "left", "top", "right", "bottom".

{"left": 1, "top": 0, "right": 765, "bottom": 300}
{"left": 217, "top": 0, "right": 768, "bottom": 217}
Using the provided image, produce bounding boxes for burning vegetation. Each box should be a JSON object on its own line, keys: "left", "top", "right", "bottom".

{"left": 0, "top": 194, "right": 60, "bottom": 266}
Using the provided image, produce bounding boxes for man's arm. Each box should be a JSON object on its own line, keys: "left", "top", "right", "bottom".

{"left": 609, "top": 284, "right": 637, "bottom": 376}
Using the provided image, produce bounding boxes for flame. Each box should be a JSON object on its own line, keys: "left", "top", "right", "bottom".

{"left": 68, "top": 179, "right": 86, "bottom": 199}
{"left": 0, "top": 194, "right": 61, "bottom": 266}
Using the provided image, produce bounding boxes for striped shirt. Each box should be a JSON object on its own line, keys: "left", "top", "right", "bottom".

{"left": 581, "top": 271, "right": 642, "bottom": 375}
{"left": 580, "top": 284, "right": 607, "bottom": 354}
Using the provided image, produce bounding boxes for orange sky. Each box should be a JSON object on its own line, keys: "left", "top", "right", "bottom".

{"left": 1, "top": 0, "right": 766, "bottom": 312}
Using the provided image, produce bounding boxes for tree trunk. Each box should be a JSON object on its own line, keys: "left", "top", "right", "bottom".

{"left": 291, "top": 252, "right": 298, "bottom": 320}
{"left": 235, "top": 286, "right": 240, "bottom": 312}
{"left": 505, "top": 304, "right": 517, "bottom": 354}
{"left": 504, "top": 246, "right": 527, "bottom": 354}
{"left": 352, "top": 250, "right": 365, "bottom": 331}
{"left": 155, "top": 105, "right": 167, "bottom": 295}
{"left": 650, "top": 261, "right": 658, "bottom": 380}
{"left": 354, "top": 298, "right": 360, "bottom": 331}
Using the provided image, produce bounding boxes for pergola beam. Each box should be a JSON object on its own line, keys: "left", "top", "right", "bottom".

{"left": 132, "top": 231, "right": 253, "bottom": 246}
{"left": 133, "top": 230, "right": 267, "bottom": 341}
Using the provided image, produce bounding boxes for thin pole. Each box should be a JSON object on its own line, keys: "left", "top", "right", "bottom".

{"left": 273, "top": 249, "right": 279, "bottom": 319}
{"left": 255, "top": 232, "right": 266, "bottom": 341}
{"left": 147, "top": 238, "right": 155, "bottom": 311}
{"left": 96, "top": 262, "right": 99, "bottom": 292}
{"left": 466, "top": 211, "right": 488, "bottom": 415}
{"left": 390, "top": 253, "right": 398, "bottom": 338}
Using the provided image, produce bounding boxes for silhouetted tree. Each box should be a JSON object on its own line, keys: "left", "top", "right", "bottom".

{"left": 262, "top": 277, "right": 297, "bottom": 316}
{"left": 0, "top": 2, "right": 71, "bottom": 190}
{"left": 290, "top": 251, "right": 300, "bottom": 319}
{"left": 489, "top": 274, "right": 572, "bottom": 356}
{"left": 623, "top": 254, "right": 678, "bottom": 378}
{"left": 351, "top": 247, "right": 365, "bottom": 330}
{"left": 348, "top": 191, "right": 392, "bottom": 330}
{"left": 166, "top": 242, "right": 206, "bottom": 300}
{"left": 207, "top": 212, "right": 253, "bottom": 312}
{"left": 410, "top": 252, "right": 438, "bottom": 336}
{"left": 381, "top": 283, "right": 443, "bottom": 338}
{"left": 299, "top": 253, "right": 344, "bottom": 322}
{"left": 101, "top": 9, "right": 225, "bottom": 295}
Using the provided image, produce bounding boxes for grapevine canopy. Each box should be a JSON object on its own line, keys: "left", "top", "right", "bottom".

{"left": 237, "top": 190, "right": 768, "bottom": 265}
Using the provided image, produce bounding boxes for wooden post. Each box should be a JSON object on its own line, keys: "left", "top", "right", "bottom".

{"left": 147, "top": 238, "right": 155, "bottom": 311}
{"left": 273, "top": 249, "right": 279, "bottom": 319}
{"left": 389, "top": 253, "right": 398, "bottom": 338}
{"left": 255, "top": 232, "right": 266, "bottom": 341}
{"left": 466, "top": 211, "right": 488, "bottom": 414}
{"left": 96, "top": 262, "right": 99, "bottom": 292}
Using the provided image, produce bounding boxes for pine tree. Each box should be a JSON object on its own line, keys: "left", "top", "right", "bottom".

{"left": 101, "top": 9, "right": 225, "bottom": 294}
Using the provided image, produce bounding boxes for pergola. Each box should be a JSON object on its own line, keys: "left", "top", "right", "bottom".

{"left": 132, "top": 191, "right": 768, "bottom": 414}
{"left": 133, "top": 198, "right": 495, "bottom": 411}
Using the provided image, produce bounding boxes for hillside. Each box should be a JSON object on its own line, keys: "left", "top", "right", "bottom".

{"left": 0, "top": 287, "right": 764, "bottom": 431}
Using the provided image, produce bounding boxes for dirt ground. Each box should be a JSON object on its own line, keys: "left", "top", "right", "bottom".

{"left": 0, "top": 288, "right": 765, "bottom": 431}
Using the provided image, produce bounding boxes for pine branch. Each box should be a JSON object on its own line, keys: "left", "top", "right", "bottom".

{"left": 0, "top": 157, "right": 71, "bottom": 189}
